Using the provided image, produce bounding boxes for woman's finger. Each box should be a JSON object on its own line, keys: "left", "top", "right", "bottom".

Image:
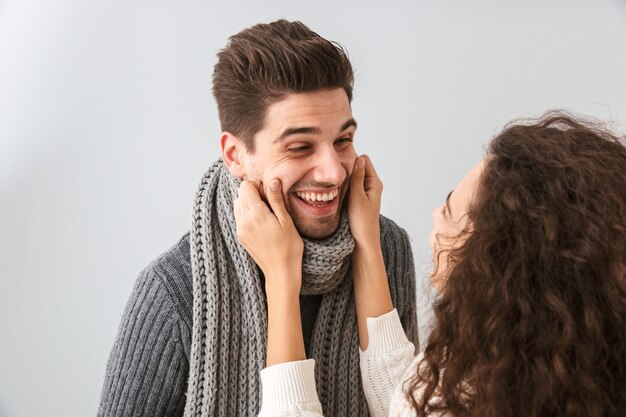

{"left": 238, "top": 180, "right": 266, "bottom": 212}
{"left": 265, "top": 179, "right": 291, "bottom": 226}
{"left": 362, "top": 155, "right": 383, "bottom": 198}
{"left": 350, "top": 156, "right": 367, "bottom": 196}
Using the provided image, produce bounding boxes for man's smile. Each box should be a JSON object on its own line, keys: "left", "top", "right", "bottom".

{"left": 290, "top": 186, "right": 343, "bottom": 217}
{"left": 294, "top": 188, "right": 340, "bottom": 204}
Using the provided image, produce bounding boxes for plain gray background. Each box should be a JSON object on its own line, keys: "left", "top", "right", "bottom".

{"left": 1, "top": 1, "right": 625, "bottom": 416}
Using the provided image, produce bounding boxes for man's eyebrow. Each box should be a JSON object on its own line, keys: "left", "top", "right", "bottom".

{"left": 274, "top": 126, "right": 322, "bottom": 144}
{"left": 445, "top": 190, "right": 453, "bottom": 217}
{"left": 340, "top": 118, "right": 358, "bottom": 132}
{"left": 273, "top": 118, "right": 358, "bottom": 144}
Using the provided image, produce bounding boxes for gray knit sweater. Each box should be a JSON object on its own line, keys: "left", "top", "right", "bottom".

{"left": 97, "top": 217, "right": 418, "bottom": 417}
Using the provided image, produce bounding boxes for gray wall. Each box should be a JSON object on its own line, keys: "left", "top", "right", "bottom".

{"left": 1, "top": 1, "right": 625, "bottom": 416}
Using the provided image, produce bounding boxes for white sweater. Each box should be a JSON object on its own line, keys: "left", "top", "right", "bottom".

{"left": 258, "top": 309, "right": 419, "bottom": 417}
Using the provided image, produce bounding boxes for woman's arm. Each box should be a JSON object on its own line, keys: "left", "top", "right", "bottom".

{"left": 234, "top": 179, "right": 324, "bottom": 416}
{"left": 349, "top": 156, "right": 418, "bottom": 417}
{"left": 234, "top": 179, "right": 306, "bottom": 365}
{"left": 234, "top": 161, "right": 417, "bottom": 417}
{"left": 348, "top": 156, "right": 394, "bottom": 350}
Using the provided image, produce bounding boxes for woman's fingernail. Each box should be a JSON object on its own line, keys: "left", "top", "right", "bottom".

{"left": 270, "top": 179, "right": 280, "bottom": 191}
{"left": 357, "top": 158, "right": 365, "bottom": 168}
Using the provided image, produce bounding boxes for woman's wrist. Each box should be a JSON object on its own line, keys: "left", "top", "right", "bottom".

{"left": 353, "top": 229, "right": 381, "bottom": 251}
{"left": 352, "top": 243, "right": 384, "bottom": 272}
{"left": 352, "top": 244, "right": 393, "bottom": 350}
{"left": 264, "top": 269, "right": 302, "bottom": 300}
{"left": 266, "top": 275, "right": 306, "bottom": 366}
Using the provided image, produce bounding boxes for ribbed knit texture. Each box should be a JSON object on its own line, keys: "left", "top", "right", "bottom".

{"left": 361, "top": 310, "right": 417, "bottom": 417}
{"left": 258, "top": 310, "right": 419, "bottom": 417}
{"left": 98, "top": 234, "right": 194, "bottom": 417}
{"left": 184, "top": 160, "right": 360, "bottom": 417}
{"left": 97, "top": 159, "right": 419, "bottom": 417}
{"left": 260, "top": 359, "right": 320, "bottom": 408}
{"left": 364, "top": 309, "right": 411, "bottom": 354}
{"left": 97, "top": 233, "right": 329, "bottom": 417}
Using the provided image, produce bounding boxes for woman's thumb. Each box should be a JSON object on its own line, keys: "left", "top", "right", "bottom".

{"left": 266, "top": 179, "right": 290, "bottom": 223}
{"left": 350, "top": 156, "right": 366, "bottom": 191}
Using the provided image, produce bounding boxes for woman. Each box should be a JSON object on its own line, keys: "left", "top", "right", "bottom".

{"left": 234, "top": 112, "right": 626, "bottom": 417}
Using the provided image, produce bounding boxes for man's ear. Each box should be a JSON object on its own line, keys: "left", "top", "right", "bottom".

{"left": 220, "top": 132, "right": 247, "bottom": 178}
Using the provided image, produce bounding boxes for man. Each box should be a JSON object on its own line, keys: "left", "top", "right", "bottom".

{"left": 98, "top": 20, "right": 418, "bottom": 417}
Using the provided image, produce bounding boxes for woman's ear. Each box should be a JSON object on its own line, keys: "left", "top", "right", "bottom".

{"left": 220, "top": 132, "right": 247, "bottom": 178}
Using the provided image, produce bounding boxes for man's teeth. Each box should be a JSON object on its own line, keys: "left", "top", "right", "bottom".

{"left": 295, "top": 189, "right": 339, "bottom": 203}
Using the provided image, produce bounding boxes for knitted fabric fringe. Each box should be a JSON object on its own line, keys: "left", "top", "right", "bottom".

{"left": 183, "top": 160, "right": 370, "bottom": 417}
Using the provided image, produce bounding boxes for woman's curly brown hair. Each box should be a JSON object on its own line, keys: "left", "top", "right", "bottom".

{"left": 408, "top": 112, "right": 626, "bottom": 417}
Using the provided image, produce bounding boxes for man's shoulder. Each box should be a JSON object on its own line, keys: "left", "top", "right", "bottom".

{"left": 138, "top": 232, "right": 194, "bottom": 323}
{"left": 378, "top": 214, "right": 411, "bottom": 247}
{"left": 143, "top": 232, "right": 192, "bottom": 276}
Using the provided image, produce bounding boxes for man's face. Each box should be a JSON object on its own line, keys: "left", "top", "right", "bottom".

{"left": 240, "top": 88, "right": 358, "bottom": 239}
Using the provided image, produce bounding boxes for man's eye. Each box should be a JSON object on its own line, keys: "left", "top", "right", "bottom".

{"left": 287, "top": 145, "right": 311, "bottom": 153}
{"left": 335, "top": 137, "right": 353, "bottom": 145}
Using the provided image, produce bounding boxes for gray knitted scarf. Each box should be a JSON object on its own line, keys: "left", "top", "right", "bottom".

{"left": 183, "top": 159, "right": 372, "bottom": 417}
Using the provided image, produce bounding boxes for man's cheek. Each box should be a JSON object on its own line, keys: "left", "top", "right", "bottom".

{"left": 283, "top": 191, "right": 292, "bottom": 211}
{"left": 345, "top": 152, "right": 358, "bottom": 176}
{"left": 281, "top": 184, "right": 298, "bottom": 215}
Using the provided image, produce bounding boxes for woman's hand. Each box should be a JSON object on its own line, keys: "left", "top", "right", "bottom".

{"left": 349, "top": 155, "right": 383, "bottom": 250}
{"left": 234, "top": 179, "right": 306, "bottom": 366}
{"left": 349, "top": 155, "right": 393, "bottom": 350}
{"left": 234, "top": 179, "right": 304, "bottom": 295}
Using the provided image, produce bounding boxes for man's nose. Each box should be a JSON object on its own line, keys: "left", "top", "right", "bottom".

{"left": 312, "top": 148, "right": 346, "bottom": 186}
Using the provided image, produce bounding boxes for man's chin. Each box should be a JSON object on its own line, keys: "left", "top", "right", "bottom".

{"left": 288, "top": 191, "right": 347, "bottom": 239}
{"left": 293, "top": 216, "right": 341, "bottom": 240}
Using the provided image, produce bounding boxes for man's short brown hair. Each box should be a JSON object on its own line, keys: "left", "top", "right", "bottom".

{"left": 212, "top": 20, "right": 354, "bottom": 152}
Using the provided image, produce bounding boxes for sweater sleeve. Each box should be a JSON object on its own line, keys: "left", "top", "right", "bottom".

{"left": 97, "top": 268, "right": 189, "bottom": 417}
{"left": 359, "top": 309, "right": 416, "bottom": 417}
{"left": 256, "top": 310, "right": 415, "bottom": 417}
{"left": 257, "top": 360, "right": 324, "bottom": 417}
